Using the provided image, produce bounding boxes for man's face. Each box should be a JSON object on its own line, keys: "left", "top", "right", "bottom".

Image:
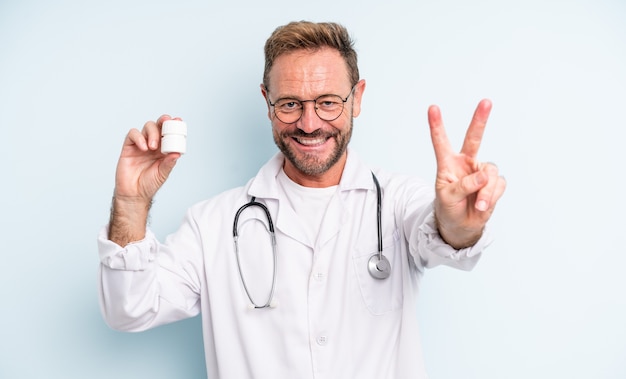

{"left": 262, "top": 47, "right": 365, "bottom": 186}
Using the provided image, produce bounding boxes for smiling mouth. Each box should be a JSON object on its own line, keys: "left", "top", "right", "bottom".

{"left": 293, "top": 136, "right": 329, "bottom": 146}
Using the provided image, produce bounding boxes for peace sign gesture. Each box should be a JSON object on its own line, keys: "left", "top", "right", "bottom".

{"left": 428, "top": 99, "right": 506, "bottom": 249}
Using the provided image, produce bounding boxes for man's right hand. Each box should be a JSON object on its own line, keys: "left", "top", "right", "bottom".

{"left": 108, "top": 115, "right": 182, "bottom": 246}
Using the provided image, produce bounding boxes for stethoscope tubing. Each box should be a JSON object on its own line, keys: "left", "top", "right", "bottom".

{"left": 372, "top": 173, "right": 383, "bottom": 256}
{"left": 233, "top": 197, "right": 278, "bottom": 309}
{"left": 232, "top": 173, "right": 389, "bottom": 309}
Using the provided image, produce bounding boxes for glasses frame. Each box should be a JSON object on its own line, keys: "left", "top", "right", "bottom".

{"left": 267, "top": 85, "right": 356, "bottom": 124}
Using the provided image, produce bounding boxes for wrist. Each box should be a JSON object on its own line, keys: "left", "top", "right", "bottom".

{"left": 108, "top": 193, "right": 152, "bottom": 246}
{"left": 434, "top": 214, "right": 483, "bottom": 250}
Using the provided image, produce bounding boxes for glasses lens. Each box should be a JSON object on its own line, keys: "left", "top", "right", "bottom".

{"left": 273, "top": 99, "right": 303, "bottom": 124}
{"left": 315, "top": 95, "right": 344, "bottom": 121}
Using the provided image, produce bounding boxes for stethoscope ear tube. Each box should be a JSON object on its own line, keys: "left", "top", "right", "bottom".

{"left": 233, "top": 197, "right": 275, "bottom": 237}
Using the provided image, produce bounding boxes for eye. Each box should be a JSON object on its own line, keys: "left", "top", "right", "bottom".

{"left": 275, "top": 99, "right": 302, "bottom": 113}
{"left": 316, "top": 95, "right": 342, "bottom": 110}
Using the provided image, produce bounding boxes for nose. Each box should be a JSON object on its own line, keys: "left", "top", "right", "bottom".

{"left": 296, "top": 101, "right": 323, "bottom": 133}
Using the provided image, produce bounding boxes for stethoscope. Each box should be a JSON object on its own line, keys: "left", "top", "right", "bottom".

{"left": 232, "top": 173, "right": 390, "bottom": 309}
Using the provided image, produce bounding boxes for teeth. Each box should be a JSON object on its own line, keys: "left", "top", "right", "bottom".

{"left": 295, "top": 137, "right": 326, "bottom": 146}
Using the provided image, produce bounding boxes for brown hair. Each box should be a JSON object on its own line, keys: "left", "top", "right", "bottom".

{"left": 263, "top": 21, "right": 359, "bottom": 90}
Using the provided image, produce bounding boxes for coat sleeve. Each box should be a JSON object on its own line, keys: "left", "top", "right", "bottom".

{"left": 410, "top": 207, "right": 492, "bottom": 271}
{"left": 97, "top": 208, "right": 204, "bottom": 332}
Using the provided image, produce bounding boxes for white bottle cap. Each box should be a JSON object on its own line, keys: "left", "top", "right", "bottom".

{"left": 162, "top": 120, "right": 187, "bottom": 136}
{"left": 161, "top": 120, "right": 187, "bottom": 154}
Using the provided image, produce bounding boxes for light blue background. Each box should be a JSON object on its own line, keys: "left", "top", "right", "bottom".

{"left": 1, "top": 0, "right": 625, "bottom": 378}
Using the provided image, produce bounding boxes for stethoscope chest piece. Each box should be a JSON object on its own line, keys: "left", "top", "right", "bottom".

{"left": 368, "top": 254, "right": 391, "bottom": 279}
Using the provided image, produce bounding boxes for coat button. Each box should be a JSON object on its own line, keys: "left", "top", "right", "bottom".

{"left": 316, "top": 335, "right": 328, "bottom": 346}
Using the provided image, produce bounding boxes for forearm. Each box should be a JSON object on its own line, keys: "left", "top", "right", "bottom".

{"left": 108, "top": 195, "right": 152, "bottom": 246}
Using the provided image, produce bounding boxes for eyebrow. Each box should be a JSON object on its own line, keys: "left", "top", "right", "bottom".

{"left": 270, "top": 90, "right": 347, "bottom": 101}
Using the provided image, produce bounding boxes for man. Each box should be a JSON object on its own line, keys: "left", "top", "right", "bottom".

{"left": 98, "top": 21, "right": 506, "bottom": 378}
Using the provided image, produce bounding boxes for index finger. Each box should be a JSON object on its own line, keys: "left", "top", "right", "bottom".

{"left": 156, "top": 114, "right": 177, "bottom": 128}
{"left": 144, "top": 114, "right": 178, "bottom": 150}
{"left": 428, "top": 104, "right": 454, "bottom": 164}
{"left": 461, "top": 99, "right": 492, "bottom": 158}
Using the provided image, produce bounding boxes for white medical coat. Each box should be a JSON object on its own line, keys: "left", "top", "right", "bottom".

{"left": 98, "top": 149, "right": 491, "bottom": 379}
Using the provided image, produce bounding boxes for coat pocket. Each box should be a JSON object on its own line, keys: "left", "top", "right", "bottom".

{"left": 352, "top": 229, "right": 403, "bottom": 315}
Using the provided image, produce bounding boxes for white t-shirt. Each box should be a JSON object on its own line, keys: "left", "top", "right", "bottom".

{"left": 276, "top": 168, "right": 337, "bottom": 247}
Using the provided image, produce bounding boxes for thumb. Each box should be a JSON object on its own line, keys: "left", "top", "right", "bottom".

{"left": 443, "top": 170, "right": 488, "bottom": 204}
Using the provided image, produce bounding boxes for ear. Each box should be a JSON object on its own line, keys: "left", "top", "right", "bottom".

{"left": 260, "top": 84, "right": 272, "bottom": 120}
{"left": 351, "top": 79, "right": 366, "bottom": 118}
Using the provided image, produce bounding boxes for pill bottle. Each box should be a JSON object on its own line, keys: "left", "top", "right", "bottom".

{"left": 161, "top": 120, "right": 187, "bottom": 154}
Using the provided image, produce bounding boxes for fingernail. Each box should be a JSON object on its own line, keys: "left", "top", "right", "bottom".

{"left": 476, "top": 200, "right": 488, "bottom": 211}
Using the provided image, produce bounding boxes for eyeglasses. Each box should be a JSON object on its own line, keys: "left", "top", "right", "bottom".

{"left": 268, "top": 85, "right": 356, "bottom": 124}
